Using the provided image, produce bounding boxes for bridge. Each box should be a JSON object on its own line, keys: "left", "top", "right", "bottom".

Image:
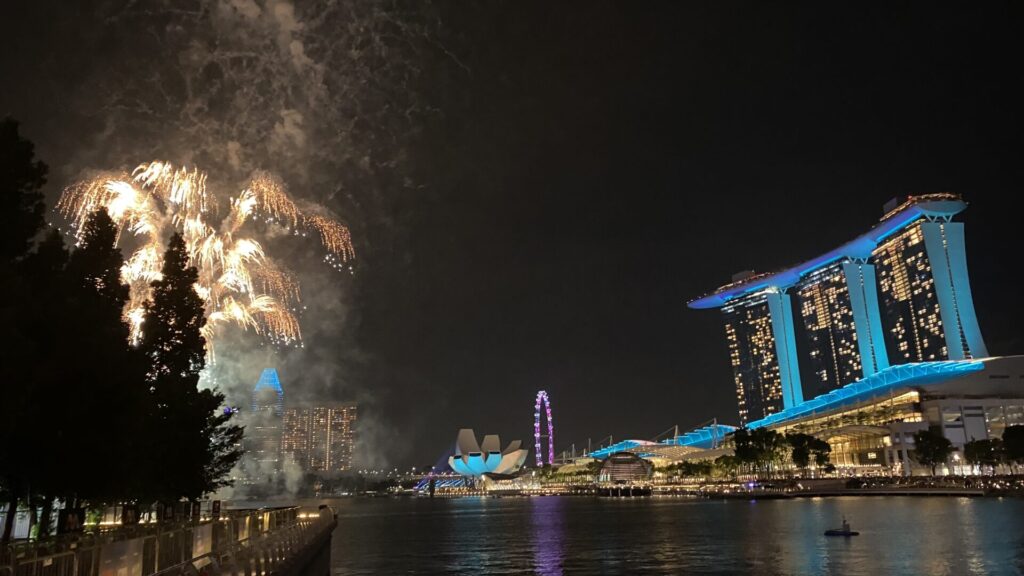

{"left": 1, "top": 506, "right": 336, "bottom": 576}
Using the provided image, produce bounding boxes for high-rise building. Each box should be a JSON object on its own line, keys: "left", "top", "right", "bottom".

{"left": 281, "top": 404, "right": 357, "bottom": 473}
{"left": 721, "top": 290, "right": 799, "bottom": 425}
{"left": 795, "top": 261, "right": 865, "bottom": 398}
{"left": 249, "top": 368, "right": 285, "bottom": 471}
{"left": 690, "top": 194, "right": 986, "bottom": 424}
{"left": 873, "top": 216, "right": 987, "bottom": 363}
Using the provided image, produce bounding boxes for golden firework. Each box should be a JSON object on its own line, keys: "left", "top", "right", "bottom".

{"left": 58, "top": 162, "right": 354, "bottom": 353}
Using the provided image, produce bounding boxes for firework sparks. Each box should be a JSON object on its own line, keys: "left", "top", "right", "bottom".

{"left": 58, "top": 162, "right": 355, "bottom": 353}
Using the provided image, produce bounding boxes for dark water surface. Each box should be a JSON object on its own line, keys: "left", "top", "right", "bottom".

{"left": 324, "top": 496, "right": 1024, "bottom": 575}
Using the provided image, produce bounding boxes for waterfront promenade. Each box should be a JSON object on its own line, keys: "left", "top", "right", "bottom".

{"left": 0, "top": 506, "right": 336, "bottom": 576}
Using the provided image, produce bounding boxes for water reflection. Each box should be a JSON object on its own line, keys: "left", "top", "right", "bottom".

{"left": 530, "top": 497, "right": 565, "bottom": 576}
{"left": 325, "top": 496, "right": 1024, "bottom": 575}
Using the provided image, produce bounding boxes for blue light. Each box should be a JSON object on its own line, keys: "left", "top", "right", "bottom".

{"left": 662, "top": 424, "right": 739, "bottom": 449}
{"left": 688, "top": 198, "right": 967, "bottom": 309}
{"left": 252, "top": 368, "right": 284, "bottom": 416}
{"left": 745, "top": 360, "right": 985, "bottom": 429}
{"left": 588, "top": 440, "right": 650, "bottom": 459}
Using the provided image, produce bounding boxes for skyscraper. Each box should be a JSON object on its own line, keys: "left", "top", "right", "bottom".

{"left": 249, "top": 368, "right": 285, "bottom": 471}
{"left": 873, "top": 214, "right": 987, "bottom": 363}
{"left": 795, "top": 261, "right": 866, "bottom": 398}
{"left": 720, "top": 290, "right": 800, "bottom": 426}
{"left": 690, "top": 194, "right": 986, "bottom": 424}
{"left": 281, "top": 404, "right": 358, "bottom": 472}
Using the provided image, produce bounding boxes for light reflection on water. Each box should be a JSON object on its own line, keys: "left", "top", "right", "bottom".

{"left": 531, "top": 497, "right": 565, "bottom": 575}
{"left": 322, "top": 496, "right": 1024, "bottom": 575}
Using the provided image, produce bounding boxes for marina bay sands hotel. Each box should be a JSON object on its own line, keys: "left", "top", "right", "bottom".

{"left": 589, "top": 194, "right": 1019, "bottom": 474}
{"left": 691, "top": 194, "right": 1007, "bottom": 423}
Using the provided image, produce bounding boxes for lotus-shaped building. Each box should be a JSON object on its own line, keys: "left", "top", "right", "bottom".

{"left": 448, "top": 429, "right": 529, "bottom": 476}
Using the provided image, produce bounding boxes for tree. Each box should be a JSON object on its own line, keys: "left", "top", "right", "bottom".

{"left": 912, "top": 427, "right": 954, "bottom": 476}
{"left": 786, "top": 433, "right": 813, "bottom": 470}
{"left": 810, "top": 437, "right": 831, "bottom": 469}
{"left": 963, "top": 438, "right": 1003, "bottom": 475}
{"left": 1003, "top": 426, "right": 1024, "bottom": 473}
{"left": 732, "top": 429, "right": 758, "bottom": 472}
{"left": 11, "top": 212, "right": 150, "bottom": 536}
{"left": 733, "top": 428, "right": 789, "bottom": 478}
{"left": 0, "top": 118, "right": 47, "bottom": 264}
{"left": 140, "top": 234, "right": 243, "bottom": 502}
{"left": 1, "top": 124, "right": 155, "bottom": 540}
{"left": 785, "top": 433, "right": 831, "bottom": 473}
{"left": 713, "top": 454, "right": 740, "bottom": 479}
{"left": 1, "top": 119, "right": 48, "bottom": 542}
{"left": 141, "top": 233, "right": 207, "bottom": 384}
{"left": 59, "top": 212, "right": 149, "bottom": 504}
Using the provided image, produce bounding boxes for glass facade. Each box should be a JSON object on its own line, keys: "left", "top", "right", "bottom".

{"left": 722, "top": 294, "right": 783, "bottom": 426}
{"left": 281, "top": 404, "right": 358, "bottom": 472}
{"left": 281, "top": 407, "right": 310, "bottom": 466}
{"left": 873, "top": 222, "right": 948, "bottom": 363}
{"left": 796, "top": 262, "right": 862, "bottom": 398}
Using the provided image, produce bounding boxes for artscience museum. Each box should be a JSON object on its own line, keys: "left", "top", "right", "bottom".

{"left": 448, "top": 429, "right": 529, "bottom": 476}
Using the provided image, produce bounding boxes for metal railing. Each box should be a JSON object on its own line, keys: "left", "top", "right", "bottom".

{"left": 1, "top": 507, "right": 334, "bottom": 576}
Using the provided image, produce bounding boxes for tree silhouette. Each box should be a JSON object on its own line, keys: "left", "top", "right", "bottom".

{"left": 3, "top": 124, "right": 242, "bottom": 538}
{"left": 61, "top": 212, "right": 149, "bottom": 504}
{"left": 912, "top": 427, "right": 953, "bottom": 476}
{"left": 963, "top": 438, "right": 1003, "bottom": 475}
{"left": 0, "top": 118, "right": 46, "bottom": 264}
{"left": 733, "top": 428, "right": 789, "bottom": 478}
{"left": 1, "top": 118, "right": 49, "bottom": 541}
{"left": 140, "top": 234, "right": 243, "bottom": 502}
{"left": 1003, "top": 426, "right": 1024, "bottom": 473}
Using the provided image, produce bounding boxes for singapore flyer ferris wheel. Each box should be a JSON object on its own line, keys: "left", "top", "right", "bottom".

{"left": 534, "top": 390, "right": 555, "bottom": 466}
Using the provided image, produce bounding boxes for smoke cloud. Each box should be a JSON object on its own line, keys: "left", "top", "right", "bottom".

{"left": 5, "top": 0, "right": 445, "bottom": 472}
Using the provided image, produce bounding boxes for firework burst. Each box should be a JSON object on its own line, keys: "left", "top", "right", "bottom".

{"left": 58, "top": 162, "right": 355, "bottom": 354}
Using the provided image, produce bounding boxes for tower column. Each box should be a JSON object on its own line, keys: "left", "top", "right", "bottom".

{"left": 920, "top": 222, "right": 989, "bottom": 359}
{"left": 765, "top": 289, "right": 803, "bottom": 409}
{"left": 842, "top": 261, "right": 890, "bottom": 376}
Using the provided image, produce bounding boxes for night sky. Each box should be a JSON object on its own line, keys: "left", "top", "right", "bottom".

{"left": 3, "top": 2, "right": 1023, "bottom": 468}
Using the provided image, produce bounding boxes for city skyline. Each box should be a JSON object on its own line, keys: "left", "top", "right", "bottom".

{"left": 3, "top": 3, "right": 1023, "bottom": 468}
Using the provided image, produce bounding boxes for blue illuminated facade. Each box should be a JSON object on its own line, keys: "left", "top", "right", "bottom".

{"left": 919, "top": 222, "right": 988, "bottom": 360}
{"left": 689, "top": 194, "right": 988, "bottom": 424}
{"left": 447, "top": 430, "right": 529, "bottom": 477}
{"left": 249, "top": 368, "right": 285, "bottom": 472}
{"left": 842, "top": 260, "right": 889, "bottom": 376}
{"left": 588, "top": 440, "right": 653, "bottom": 459}
{"left": 663, "top": 423, "right": 739, "bottom": 449}
{"left": 745, "top": 360, "right": 985, "bottom": 430}
{"left": 252, "top": 368, "right": 284, "bottom": 416}
{"left": 766, "top": 290, "right": 804, "bottom": 408}
{"left": 588, "top": 424, "right": 739, "bottom": 459}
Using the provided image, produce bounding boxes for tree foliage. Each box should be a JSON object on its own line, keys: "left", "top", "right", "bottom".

{"left": 785, "top": 432, "right": 831, "bottom": 472}
{"left": 912, "top": 427, "right": 954, "bottom": 476}
{"left": 963, "top": 438, "right": 1004, "bottom": 474}
{"left": 2, "top": 124, "right": 243, "bottom": 539}
{"left": 1002, "top": 425, "right": 1024, "bottom": 469}
{"left": 733, "top": 428, "right": 789, "bottom": 477}
{"left": 140, "top": 234, "right": 243, "bottom": 502}
{"left": 1, "top": 120, "right": 45, "bottom": 540}
{"left": 0, "top": 118, "right": 46, "bottom": 263}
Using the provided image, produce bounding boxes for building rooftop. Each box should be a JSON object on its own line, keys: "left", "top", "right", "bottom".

{"left": 688, "top": 193, "right": 965, "bottom": 309}
{"left": 253, "top": 368, "right": 284, "bottom": 393}
{"left": 588, "top": 423, "right": 739, "bottom": 459}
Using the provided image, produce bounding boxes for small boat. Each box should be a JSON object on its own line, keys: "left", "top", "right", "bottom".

{"left": 825, "top": 516, "right": 859, "bottom": 537}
